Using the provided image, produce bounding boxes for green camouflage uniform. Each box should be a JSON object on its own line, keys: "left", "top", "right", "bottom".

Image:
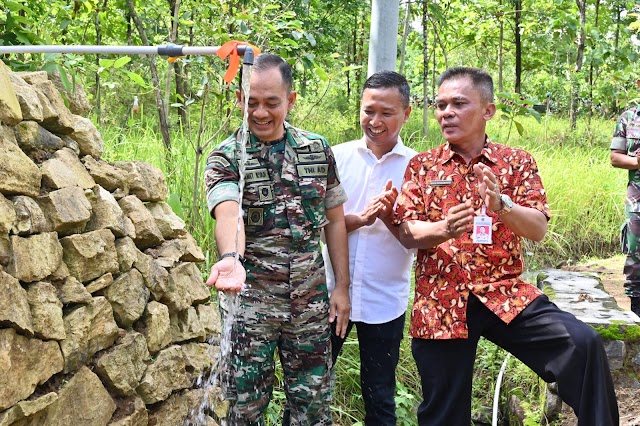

{"left": 205, "top": 122, "right": 347, "bottom": 425}
{"left": 611, "top": 106, "right": 640, "bottom": 299}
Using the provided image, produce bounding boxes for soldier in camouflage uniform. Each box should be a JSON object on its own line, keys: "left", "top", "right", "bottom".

{"left": 204, "top": 53, "right": 351, "bottom": 425}
{"left": 610, "top": 78, "right": 640, "bottom": 316}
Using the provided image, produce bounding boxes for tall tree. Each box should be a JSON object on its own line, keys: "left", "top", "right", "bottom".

{"left": 368, "top": 0, "right": 400, "bottom": 75}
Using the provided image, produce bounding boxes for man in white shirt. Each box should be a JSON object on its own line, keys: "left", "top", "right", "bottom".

{"left": 322, "top": 70, "right": 416, "bottom": 425}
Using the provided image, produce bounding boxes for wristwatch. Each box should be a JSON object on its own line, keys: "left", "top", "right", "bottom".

{"left": 220, "top": 252, "right": 246, "bottom": 264}
{"left": 493, "top": 194, "right": 514, "bottom": 215}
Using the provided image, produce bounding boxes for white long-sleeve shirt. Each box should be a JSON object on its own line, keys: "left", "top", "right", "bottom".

{"left": 323, "top": 138, "right": 416, "bottom": 324}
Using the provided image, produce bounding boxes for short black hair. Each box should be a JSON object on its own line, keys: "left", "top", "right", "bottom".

{"left": 253, "top": 53, "right": 293, "bottom": 93}
{"left": 437, "top": 67, "right": 494, "bottom": 103}
{"left": 363, "top": 70, "right": 411, "bottom": 108}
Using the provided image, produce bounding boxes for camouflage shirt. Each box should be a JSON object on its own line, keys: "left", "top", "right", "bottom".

{"left": 611, "top": 106, "right": 640, "bottom": 212}
{"left": 204, "top": 122, "right": 347, "bottom": 275}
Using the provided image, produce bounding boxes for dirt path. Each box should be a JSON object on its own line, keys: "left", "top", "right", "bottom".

{"left": 556, "top": 255, "right": 639, "bottom": 426}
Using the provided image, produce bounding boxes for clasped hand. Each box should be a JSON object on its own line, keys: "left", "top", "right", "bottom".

{"left": 444, "top": 164, "right": 502, "bottom": 237}
{"left": 358, "top": 180, "right": 399, "bottom": 226}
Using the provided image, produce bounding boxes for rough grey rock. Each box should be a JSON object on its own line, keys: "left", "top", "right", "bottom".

{"left": 146, "top": 202, "right": 186, "bottom": 239}
{"left": 33, "top": 80, "right": 75, "bottom": 135}
{"left": 139, "top": 301, "right": 171, "bottom": 353}
{"left": 0, "top": 269, "right": 33, "bottom": 334}
{"left": 36, "top": 186, "right": 92, "bottom": 236}
{"left": 15, "top": 70, "right": 49, "bottom": 85}
{"left": 0, "top": 392, "right": 57, "bottom": 426}
{"left": 26, "top": 281, "right": 65, "bottom": 340}
{"left": 48, "top": 71, "right": 92, "bottom": 116}
{"left": 95, "top": 331, "right": 150, "bottom": 396}
{"left": 134, "top": 252, "right": 169, "bottom": 301}
{"left": 41, "top": 366, "right": 116, "bottom": 425}
{"left": 115, "top": 161, "right": 168, "bottom": 202}
{"left": 108, "top": 396, "right": 148, "bottom": 426}
{"left": 0, "top": 328, "right": 64, "bottom": 411}
{"left": 59, "top": 296, "right": 119, "bottom": 373}
{"left": 13, "top": 120, "right": 64, "bottom": 158}
{"left": 182, "top": 342, "right": 214, "bottom": 381}
{"left": 198, "top": 303, "right": 222, "bottom": 340}
{"left": 103, "top": 268, "right": 150, "bottom": 327}
{"left": 7, "top": 232, "right": 63, "bottom": 283}
{"left": 161, "top": 262, "right": 211, "bottom": 312}
{"left": 0, "top": 138, "right": 42, "bottom": 196}
{"left": 54, "top": 275, "right": 93, "bottom": 304}
{"left": 136, "top": 345, "right": 191, "bottom": 404}
{"left": 82, "top": 155, "right": 129, "bottom": 194}
{"left": 0, "top": 60, "right": 23, "bottom": 126}
{"left": 85, "top": 272, "right": 114, "bottom": 294}
{"left": 40, "top": 147, "right": 96, "bottom": 190}
{"left": 11, "top": 195, "right": 50, "bottom": 235}
{"left": 169, "top": 306, "right": 206, "bottom": 344}
{"left": 604, "top": 340, "right": 626, "bottom": 371}
{"left": 9, "top": 73, "right": 44, "bottom": 122}
{"left": 118, "top": 195, "right": 164, "bottom": 249}
{"left": 69, "top": 114, "right": 104, "bottom": 158}
{"left": 85, "top": 185, "right": 127, "bottom": 237}
{"left": 60, "top": 229, "right": 119, "bottom": 283}
{"left": 148, "top": 388, "right": 220, "bottom": 426}
{"left": 115, "top": 236, "right": 141, "bottom": 272}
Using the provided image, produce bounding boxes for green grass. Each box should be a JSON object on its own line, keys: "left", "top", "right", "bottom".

{"left": 99, "top": 107, "right": 624, "bottom": 425}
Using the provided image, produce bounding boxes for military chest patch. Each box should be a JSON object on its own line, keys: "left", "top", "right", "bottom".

{"left": 207, "top": 155, "right": 231, "bottom": 168}
{"left": 297, "top": 152, "right": 327, "bottom": 163}
{"left": 244, "top": 167, "right": 270, "bottom": 183}
{"left": 244, "top": 158, "right": 261, "bottom": 167}
{"left": 247, "top": 207, "right": 264, "bottom": 226}
{"left": 294, "top": 146, "right": 311, "bottom": 153}
{"left": 257, "top": 184, "right": 274, "bottom": 202}
{"left": 297, "top": 163, "right": 329, "bottom": 177}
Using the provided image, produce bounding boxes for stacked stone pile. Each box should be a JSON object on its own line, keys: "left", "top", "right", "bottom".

{"left": 0, "top": 60, "right": 225, "bottom": 426}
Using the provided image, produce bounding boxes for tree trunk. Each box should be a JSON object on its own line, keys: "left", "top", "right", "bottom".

{"left": 94, "top": 0, "right": 106, "bottom": 126}
{"left": 514, "top": 0, "right": 522, "bottom": 93}
{"left": 399, "top": 0, "right": 412, "bottom": 74}
{"left": 422, "top": 0, "right": 429, "bottom": 137}
{"left": 588, "top": 0, "right": 600, "bottom": 121}
{"left": 164, "top": 0, "right": 181, "bottom": 123}
{"left": 354, "top": 8, "right": 365, "bottom": 128}
{"left": 498, "top": 0, "right": 504, "bottom": 92}
{"left": 570, "top": 0, "right": 587, "bottom": 129}
{"left": 126, "top": 0, "right": 172, "bottom": 154}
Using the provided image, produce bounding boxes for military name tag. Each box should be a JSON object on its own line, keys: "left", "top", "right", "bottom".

{"left": 297, "top": 152, "right": 327, "bottom": 163}
{"left": 245, "top": 167, "right": 270, "bottom": 183}
{"left": 257, "top": 184, "right": 274, "bottom": 202}
{"left": 245, "top": 158, "right": 261, "bottom": 167}
{"left": 207, "top": 155, "right": 230, "bottom": 168}
{"left": 297, "top": 163, "right": 329, "bottom": 178}
{"left": 247, "top": 208, "right": 264, "bottom": 226}
{"left": 430, "top": 179, "right": 453, "bottom": 186}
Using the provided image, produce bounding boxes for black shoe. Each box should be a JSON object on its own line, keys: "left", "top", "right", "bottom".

{"left": 631, "top": 297, "right": 640, "bottom": 316}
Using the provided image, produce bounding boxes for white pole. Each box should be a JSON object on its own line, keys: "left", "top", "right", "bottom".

{"left": 367, "top": 0, "right": 400, "bottom": 76}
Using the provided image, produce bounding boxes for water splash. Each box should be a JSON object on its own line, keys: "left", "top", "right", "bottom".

{"left": 187, "top": 51, "right": 253, "bottom": 426}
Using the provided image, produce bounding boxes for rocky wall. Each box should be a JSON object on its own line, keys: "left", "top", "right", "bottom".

{"left": 0, "top": 60, "right": 224, "bottom": 426}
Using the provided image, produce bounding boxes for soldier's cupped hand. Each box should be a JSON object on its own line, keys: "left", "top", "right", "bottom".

{"left": 206, "top": 257, "right": 246, "bottom": 293}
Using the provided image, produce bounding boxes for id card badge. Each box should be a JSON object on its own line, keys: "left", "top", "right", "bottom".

{"left": 473, "top": 206, "right": 493, "bottom": 244}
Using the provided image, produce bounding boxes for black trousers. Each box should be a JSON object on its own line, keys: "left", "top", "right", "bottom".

{"left": 411, "top": 294, "right": 619, "bottom": 426}
{"left": 331, "top": 313, "right": 405, "bottom": 426}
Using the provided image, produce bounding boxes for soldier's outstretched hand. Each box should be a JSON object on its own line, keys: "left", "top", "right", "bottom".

{"left": 206, "top": 257, "right": 245, "bottom": 293}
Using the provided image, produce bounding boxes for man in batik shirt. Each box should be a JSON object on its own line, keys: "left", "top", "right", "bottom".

{"left": 394, "top": 67, "right": 618, "bottom": 426}
{"left": 610, "top": 78, "right": 640, "bottom": 317}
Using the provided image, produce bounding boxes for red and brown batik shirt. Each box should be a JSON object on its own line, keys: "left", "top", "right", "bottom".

{"left": 395, "top": 137, "right": 551, "bottom": 340}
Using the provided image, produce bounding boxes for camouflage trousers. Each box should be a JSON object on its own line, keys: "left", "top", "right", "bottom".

{"left": 219, "top": 265, "right": 333, "bottom": 426}
{"left": 621, "top": 211, "right": 640, "bottom": 298}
